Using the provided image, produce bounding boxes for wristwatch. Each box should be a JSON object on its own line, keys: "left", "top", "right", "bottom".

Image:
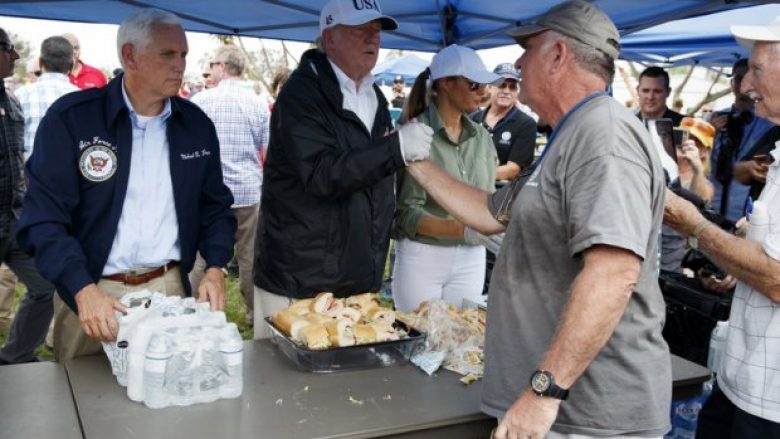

{"left": 529, "top": 370, "right": 569, "bottom": 400}
{"left": 687, "top": 218, "right": 710, "bottom": 250}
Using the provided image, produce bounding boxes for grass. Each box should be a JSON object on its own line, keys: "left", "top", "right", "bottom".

{"left": 0, "top": 274, "right": 251, "bottom": 362}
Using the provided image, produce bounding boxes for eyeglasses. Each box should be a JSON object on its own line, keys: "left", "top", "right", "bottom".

{"left": 498, "top": 81, "right": 519, "bottom": 91}
{"left": 0, "top": 42, "right": 15, "bottom": 54}
{"left": 464, "top": 78, "right": 486, "bottom": 92}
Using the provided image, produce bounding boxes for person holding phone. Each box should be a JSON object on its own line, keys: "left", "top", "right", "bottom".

{"left": 677, "top": 117, "right": 716, "bottom": 203}
{"left": 732, "top": 125, "right": 780, "bottom": 200}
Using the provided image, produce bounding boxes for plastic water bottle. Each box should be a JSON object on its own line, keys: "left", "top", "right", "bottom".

{"left": 196, "top": 337, "right": 222, "bottom": 404}
{"left": 747, "top": 200, "right": 770, "bottom": 243}
{"left": 219, "top": 323, "right": 243, "bottom": 399}
{"left": 707, "top": 320, "right": 729, "bottom": 375}
{"left": 143, "top": 335, "right": 172, "bottom": 409}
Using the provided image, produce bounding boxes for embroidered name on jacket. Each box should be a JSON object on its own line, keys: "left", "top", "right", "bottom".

{"left": 180, "top": 149, "right": 212, "bottom": 160}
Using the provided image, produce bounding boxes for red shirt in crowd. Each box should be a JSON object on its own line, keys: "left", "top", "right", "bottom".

{"left": 69, "top": 61, "right": 107, "bottom": 89}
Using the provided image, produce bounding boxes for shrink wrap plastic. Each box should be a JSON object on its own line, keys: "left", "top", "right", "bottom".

{"left": 101, "top": 290, "right": 243, "bottom": 408}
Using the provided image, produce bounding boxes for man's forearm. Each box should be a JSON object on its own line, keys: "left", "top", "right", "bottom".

{"left": 539, "top": 246, "right": 639, "bottom": 388}
{"left": 406, "top": 160, "right": 505, "bottom": 234}
{"left": 697, "top": 224, "right": 780, "bottom": 302}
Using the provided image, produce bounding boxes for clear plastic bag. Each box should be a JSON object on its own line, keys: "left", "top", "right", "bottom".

{"left": 402, "top": 300, "right": 486, "bottom": 378}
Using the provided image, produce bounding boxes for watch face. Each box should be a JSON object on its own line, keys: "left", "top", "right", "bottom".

{"left": 531, "top": 372, "right": 551, "bottom": 393}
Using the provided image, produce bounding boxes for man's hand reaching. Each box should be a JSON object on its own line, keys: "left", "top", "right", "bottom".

{"left": 74, "top": 284, "right": 128, "bottom": 342}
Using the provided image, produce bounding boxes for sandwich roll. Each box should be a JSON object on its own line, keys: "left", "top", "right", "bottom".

{"left": 365, "top": 308, "right": 395, "bottom": 326}
{"left": 345, "top": 292, "right": 380, "bottom": 312}
{"left": 323, "top": 318, "right": 353, "bottom": 337}
{"left": 312, "top": 292, "right": 335, "bottom": 314}
{"left": 326, "top": 319, "right": 356, "bottom": 347}
{"left": 305, "top": 313, "right": 332, "bottom": 325}
{"left": 353, "top": 324, "right": 377, "bottom": 345}
{"left": 271, "top": 310, "right": 312, "bottom": 341}
{"left": 288, "top": 298, "right": 314, "bottom": 316}
{"left": 329, "top": 333, "right": 356, "bottom": 347}
{"left": 336, "top": 307, "right": 362, "bottom": 324}
{"left": 371, "top": 323, "right": 400, "bottom": 342}
{"left": 301, "top": 324, "right": 330, "bottom": 350}
{"left": 323, "top": 298, "right": 345, "bottom": 318}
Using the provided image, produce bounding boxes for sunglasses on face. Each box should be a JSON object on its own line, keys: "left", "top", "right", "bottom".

{"left": 498, "top": 81, "right": 519, "bottom": 91}
{"left": 464, "top": 78, "right": 486, "bottom": 92}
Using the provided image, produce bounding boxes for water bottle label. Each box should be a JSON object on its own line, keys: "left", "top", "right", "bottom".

{"left": 224, "top": 351, "right": 243, "bottom": 366}
{"left": 145, "top": 358, "right": 167, "bottom": 373}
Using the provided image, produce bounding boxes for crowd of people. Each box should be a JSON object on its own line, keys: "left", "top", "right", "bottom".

{"left": 0, "top": 0, "right": 778, "bottom": 437}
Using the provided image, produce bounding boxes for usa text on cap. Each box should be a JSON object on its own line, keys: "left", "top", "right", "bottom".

{"left": 320, "top": 0, "right": 398, "bottom": 34}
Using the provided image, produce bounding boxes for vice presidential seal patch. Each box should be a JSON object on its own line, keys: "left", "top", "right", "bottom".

{"left": 79, "top": 145, "right": 117, "bottom": 182}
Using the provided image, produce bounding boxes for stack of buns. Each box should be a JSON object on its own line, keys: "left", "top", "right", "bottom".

{"left": 271, "top": 292, "right": 401, "bottom": 350}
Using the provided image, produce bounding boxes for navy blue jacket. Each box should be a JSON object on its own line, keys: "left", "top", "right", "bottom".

{"left": 18, "top": 76, "right": 236, "bottom": 312}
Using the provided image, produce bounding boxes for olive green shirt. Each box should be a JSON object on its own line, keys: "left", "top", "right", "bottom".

{"left": 393, "top": 104, "right": 497, "bottom": 246}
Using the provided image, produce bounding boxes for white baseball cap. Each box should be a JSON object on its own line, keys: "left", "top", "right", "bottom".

{"left": 732, "top": 15, "right": 780, "bottom": 50}
{"left": 320, "top": 0, "right": 398, "bottom": 35}
{"left": 429, "top": 44, "right": 502, "bottom": 85}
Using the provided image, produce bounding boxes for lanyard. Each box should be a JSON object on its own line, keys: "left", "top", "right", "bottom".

{"left": 493, "top": 91, "right": 608, "bottom": 225}
{"left": 534, "top": 91, "right": 609, "bottom": 168}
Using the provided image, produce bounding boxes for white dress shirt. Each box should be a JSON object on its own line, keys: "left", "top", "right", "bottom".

{"left": 103, "top": 81, "right": 181, "bottom": 275}
{"left": 328, "top": 60, "right": 377, "bottom": 132}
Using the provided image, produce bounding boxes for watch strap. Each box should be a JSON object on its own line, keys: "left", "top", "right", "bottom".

{"left": 206, "top": 265, "right": 229, "bottom": 277}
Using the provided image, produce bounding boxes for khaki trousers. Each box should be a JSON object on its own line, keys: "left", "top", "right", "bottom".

{"left": 252, "top": 286, "right": 293, "bottom": 339}
{"left": 191, "top": 204, "right": 258, "bottom": 321}
{"left": 53, "top": 266, "right": 184, "bottom": 363}
{"left": 0, "top": 263, "right": 17, "bottom": 332}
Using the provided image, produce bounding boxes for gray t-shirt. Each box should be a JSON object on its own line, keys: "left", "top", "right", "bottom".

{"left": 483, "top": 95, "right": 671, "bottom": 436}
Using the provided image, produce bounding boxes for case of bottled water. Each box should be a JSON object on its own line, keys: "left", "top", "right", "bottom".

{"left": 101, "top": 290, "right": 244, "bottom": 409}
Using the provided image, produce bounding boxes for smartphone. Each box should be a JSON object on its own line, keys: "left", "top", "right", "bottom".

{"left": 673, "top": 128, "right": 689, "bottom": 148}
{"left": 648, "top": 118, "right": 676, "bottom": 163}
{"left": 752, "top": 154, "right": 774, "bottom": 165}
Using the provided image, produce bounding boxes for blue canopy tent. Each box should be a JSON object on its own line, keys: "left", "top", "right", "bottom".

{"left": 620, "top": 3, "right": 780, "bottom": 67}
{"left": 0, "top": 1, "right": 773, "bottom": 52}
{"left": 372, "top": 54, "right": 429, "bottom": 85}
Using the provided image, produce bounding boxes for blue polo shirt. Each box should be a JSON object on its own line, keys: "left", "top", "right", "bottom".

{"left": 18, "top": 76, "right": 236, "bottom": 312}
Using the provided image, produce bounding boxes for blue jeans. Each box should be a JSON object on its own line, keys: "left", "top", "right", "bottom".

{"left": 696, "top": 381, "right": 780, "bottom": 438}
{"left": 0, "top": 220, "right": 55, "bottom": 363}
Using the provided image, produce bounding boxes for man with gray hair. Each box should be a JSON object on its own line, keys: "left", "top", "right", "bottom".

{"left": 191, "top": 44, "right": 270, "bottom": 326}
{"left": 404, "top": 1, "right": 670, "bottom": 437}
{"left": 665, "top": 15, "right": 780, "bottom": 438}
{"left": 253, "top": 0, "right": 433, "bottom": 336}
{"left": 17, "top": 9, "right": 236, "bottom": 362}
{"left": 14, "top": 36, "right": 79, "bottom": 159}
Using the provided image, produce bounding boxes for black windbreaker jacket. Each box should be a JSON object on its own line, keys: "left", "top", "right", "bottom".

{"left": 254, "top": 49, "right": 406, "bottom": 299}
